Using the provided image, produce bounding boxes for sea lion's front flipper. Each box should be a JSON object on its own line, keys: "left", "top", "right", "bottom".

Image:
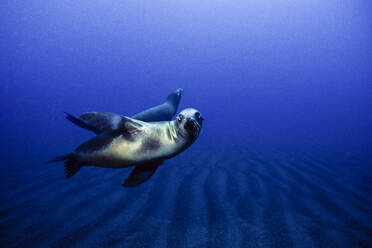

{"left": 65, "top": 89, "right": 183, "bottom": 134}
{"left": 79, "top": 112, "right": 125, "bottom": 134}
{"left": 132, "top": 88, "right": 183, "bottom": 122}
{"left": 65, "top": 112, "right": 103, "bottom": 134}
{"left": 122, "top": 161, "right": 163, "bottom": 187}
{"left": 65, "top": 111, "right": 124, "bottom": 135}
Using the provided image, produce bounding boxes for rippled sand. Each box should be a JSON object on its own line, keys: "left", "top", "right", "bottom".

{"left": 0, "top": 146, "right": 371, "bottom": 247}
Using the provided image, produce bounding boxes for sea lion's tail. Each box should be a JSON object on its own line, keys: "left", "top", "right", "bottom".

{"left": 45, "top": 153, "right": 82, "bottom": 178}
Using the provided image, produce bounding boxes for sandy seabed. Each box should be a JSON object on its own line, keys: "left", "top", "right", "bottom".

{"left": 0, "top": 146, "right": 371, "bottom": 247}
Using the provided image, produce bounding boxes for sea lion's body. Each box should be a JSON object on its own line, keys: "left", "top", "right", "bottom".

{"left": 74, "top": 120, "right": 187, "bottom": 168}
{"left": 47, "top": 108, "right": 203, "bottom": 187}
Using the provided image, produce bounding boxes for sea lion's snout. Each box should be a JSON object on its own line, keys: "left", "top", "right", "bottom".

{"left": 184, "top": 118, "right": 200, "bottom": 137}
{"left": 184, "top": 118, "right": 197, "bottom": 130}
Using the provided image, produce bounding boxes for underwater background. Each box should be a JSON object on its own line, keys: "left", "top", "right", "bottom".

{"left": 1, "top": 0, "right": 372, "bottom": 247}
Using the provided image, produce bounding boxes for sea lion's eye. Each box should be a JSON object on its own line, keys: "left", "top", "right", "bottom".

{"left": 177, "top": 114, "right": 184, "bottom": 122}
{"left": 195, "top": 112, "right": 203, "bottom": 121}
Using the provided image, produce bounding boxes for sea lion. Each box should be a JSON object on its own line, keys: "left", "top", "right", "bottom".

{"left": 65, "top": 88, "right": 183, "bottom": 135}
{"left": 46, "top": 108, "right": 204, "bottom": 187}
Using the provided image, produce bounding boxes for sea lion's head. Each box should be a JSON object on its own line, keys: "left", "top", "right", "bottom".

{"left": 176, "top": 108, "right": 203, "bottom": 139}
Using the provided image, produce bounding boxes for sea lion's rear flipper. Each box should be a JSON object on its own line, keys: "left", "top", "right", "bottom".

{"left": 45, "top": 153, "right": 82, "bottom": 178}
{"left": 64, "top": 159, "right": 82, "bottom": 178}
{"left": 122, "top": 161, "right": 163, "bottom": 187}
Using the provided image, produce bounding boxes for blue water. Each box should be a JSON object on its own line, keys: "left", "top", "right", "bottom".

{"left": 1, "top": 1, "right": 372, "bottom": 247}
